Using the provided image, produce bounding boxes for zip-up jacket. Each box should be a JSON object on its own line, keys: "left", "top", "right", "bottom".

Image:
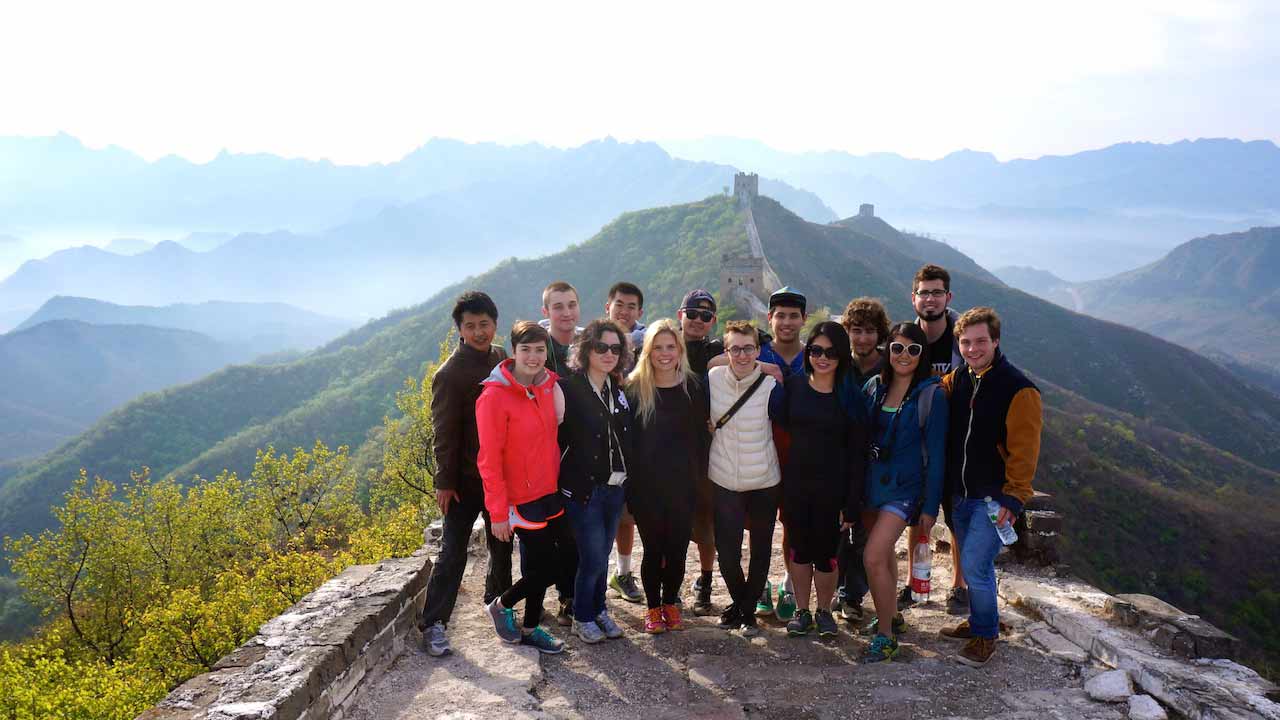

{"left": 941, "top": 351, "right": 1042, "bottom": 515}
{"left": 476, "top": 359, "right": 562, "bottom": 523}
{"left": 430, "top": 342, "right": 507, "bottom": 496}
{"left": 708, "top": 364, "right": 780, "bottom": 492}
{"left": 557, "top": 371, "right": 635, "bottom": 505}
{"left": 862, "top": 376, "right": 949, "bottom": 519}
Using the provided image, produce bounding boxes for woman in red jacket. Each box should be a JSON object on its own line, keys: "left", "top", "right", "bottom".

{"left": 478, "top": 320, "right": 569, "bottom": 654}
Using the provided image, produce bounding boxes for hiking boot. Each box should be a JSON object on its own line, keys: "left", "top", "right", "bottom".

{"left": 693, "top": 574, "right": 714, "bottom": 616}
{"left": 422, "top": 621, "right": 451, "bottom": 657}
{"left": 946, "top": 587, "right": 970, "bottom": 616}
{"left": 486, "top": 598, "right": 521, "bottom": 644}
{"left": 861, "top": 633, "right": 900, "bottom": 663}
{"left": 521, "top": 626, "right": 565, "bottom": 655}
{"left": 596, "top": 610, "right": 624, "bottom": 639}
{"left": 755, "top": 580, "right": 774, "bottom": 617}
{"left": 775, "top": 587, "right": 797, "bottom": 621}
{"left": 610, "top": 573, "right": 644, "bottom": 603}
{"left": 718, "top": 604, "right": 742, "bottom": 630}
{"left": 815, "top": 609, "right": 839, "bottom": 638}
{"left": 897, "top": 585, "right": 916, "bottom": 609}
{"left": 645, "top": 607, "right": 667, "bottom": 634}
{"left": 839, "top": 600, "right": 865, "bottom": 624}
{"left": 861, "top": 612, "right": 907, "bottom": 637}
{"left": 786, "top": 608, "right": 816, "bottom": 636}
{"left": 556, "top": 598, "right": 573, "bottom": 627}
{"left": 940, "top": 620, "right": 973, "bottom": 641}
{"left": 572, "top": 619, "right": 606, "bottom": 644}
{"left": 955, "top": 636, "right": 997, "bottom": 667}
{"left": 662, "top": 603, "right": 684, "bottom": 631}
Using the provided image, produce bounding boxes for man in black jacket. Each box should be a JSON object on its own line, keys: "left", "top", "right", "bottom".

{"left": 418, "top": 291, "right": 514, "bottom": 657}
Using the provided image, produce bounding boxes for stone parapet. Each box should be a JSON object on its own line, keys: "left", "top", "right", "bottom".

{"left": 138, "top": 553, "right": 432, "bottom": 720}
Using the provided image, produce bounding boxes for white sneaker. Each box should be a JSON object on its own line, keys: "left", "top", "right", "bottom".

{"left": 573, "top": 619, "right": 606, "bottom": 644}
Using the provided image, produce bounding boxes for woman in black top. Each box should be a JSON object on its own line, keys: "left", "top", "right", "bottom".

{"left": 625, "top": 319, "right": 710, "bottom": 634}
{"left": 768, "top": 321, "right": 867, "bottom": 638}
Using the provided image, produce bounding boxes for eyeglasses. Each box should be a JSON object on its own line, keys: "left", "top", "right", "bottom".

{"left": 726, "top": 344, "right": 758, "bottom": 357}
{"left": 888, "top": 342, "right": 924, "bottom": 357}
{"left": 591, "top": 342, "right": 624, "bottom": 356}
{"left": 682, "top": 308, "right": 715, "bottom": 322}
{"left": 806, "top": 345, "right": 842, "bottom": 360}
{"left": 914, "top": 289, "right": 948, "bottom": 299}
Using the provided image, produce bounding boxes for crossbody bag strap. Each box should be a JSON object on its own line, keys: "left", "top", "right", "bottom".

{"left": 715, "top": 373, "right": 767, "bottom": 430}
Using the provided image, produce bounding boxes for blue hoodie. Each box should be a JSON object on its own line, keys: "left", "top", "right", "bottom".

{"left": 862, "top": 375, "right": 949, "bottom": 519}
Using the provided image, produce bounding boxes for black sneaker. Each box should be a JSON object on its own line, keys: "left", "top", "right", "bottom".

{"left": 693, "top": 574, "right": 714, "bottom": 616}
{"left": 861, "top": 612, "right": 907, "bottom": 637}
{"left": 946, "top": 587, "right": 970, "bottom": 616}
{"left": 786, "top": 609, "right": 816, "bottom": 636}
{"left": 737, "top": 614, "right": 760, "bottom": 637}
{"left": 815, "top": 609, "right": 839, "bottom": 638}
{"left": 718, "top": 604, "right": 742, "bottom": 630}
{"left": 896, "top": 585, "right": 916, "bottom": 609}
{"left": 556, "top": 598, "right": 573, "bottom": 627}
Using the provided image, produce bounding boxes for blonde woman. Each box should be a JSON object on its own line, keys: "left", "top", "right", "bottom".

{"left": 625, "top": 319, "right": 711, "bottom": 633}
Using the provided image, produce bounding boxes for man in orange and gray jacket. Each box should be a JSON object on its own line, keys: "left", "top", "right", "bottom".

{"left": 938, "top": 307, "right": 1042, "bottom": 669}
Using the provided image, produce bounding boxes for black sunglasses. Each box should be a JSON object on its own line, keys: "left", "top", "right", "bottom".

{"left": 888, "top": 341, "right": 924, "bottom": 357}
{"left": 591, "top": 342, "right": 624, "bottom": 356}
{"left": 806, "top": 345, "right": 842, "bottom": 360}
{"left": 682, "top": 308, "right": 715, "bottom": 322}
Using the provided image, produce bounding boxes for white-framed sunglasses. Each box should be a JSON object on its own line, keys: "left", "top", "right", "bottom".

{"left": 888, "top": 341, "right": 924, "bottom": 357}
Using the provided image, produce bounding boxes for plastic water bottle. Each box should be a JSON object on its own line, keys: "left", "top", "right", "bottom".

{"left": 909, "top": 535, "right": 932, "bottom": 602}
{"left": 984, "top": 496, "right": 1018, "bottom": 545}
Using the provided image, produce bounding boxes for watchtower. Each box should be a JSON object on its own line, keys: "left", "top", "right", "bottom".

{"left": 733, "top": 172, "right": 759, "bottom": 206}
{"left": 859, "top": 203, "right": 875, "bottom": 218}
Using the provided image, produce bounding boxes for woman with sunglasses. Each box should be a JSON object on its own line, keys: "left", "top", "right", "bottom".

{"left": 768, "top": 321, "right": 868, "bottom": 638}
{"left": 624, "top": 318, "right": 711, "bottom": 633}
{"left": 558, "top": 318, "right": 635, "bottom": 644}
{"left": 859, "top": 322, "right": 949, "bottom": 662}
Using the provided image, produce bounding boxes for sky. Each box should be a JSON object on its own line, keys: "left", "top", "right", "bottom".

{"left": 1, "top": 0, "right": 1277, "bottom": 164}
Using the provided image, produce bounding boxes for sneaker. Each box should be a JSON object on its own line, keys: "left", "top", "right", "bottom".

{"left": 718, "top": 604, "right": 742, "bottom": 630}
{"left": 422, "top": 621, "right": 451, "bottom": 657}
{"left": 610, "top": 573, "right": 644, "bottom": 603}
{"left": 662, "top": 603, "right": 684, "bottom": 631}
{"left": 521, "top": 626, "right": 565, "bottom": 654}
{"left": 595, "top": 610, "right": 624, "bottom": 639}
{"left": 556, "top": 599, "right": 573, "bottom": 627}
{"left": 693, "top": 574, "right": 714, "bottom": 616}
{"left": 861, "top": 613, "right": 907, "bottom": 637}
{"left": 776, "top": 587, "right": 797, "bottom": 621}
{"left": 838, "top": 600, "right": 865, "bottom": 624}
{"left": 645, "top": 607, "right": 667, "bottom": 634}
{"left": 737, "top": 615, "right": 760, "bottom": 637}
{"left": 940, "top": 620, "right": 973, "bottom": 641}
{"left": 572, "top": 619, "right": 606, "bottom": 644}
{"left": 755, "top": 581, "right": 774, "bottom": 617}
{"left": 486, "top": 598, "right": 521, "bottom": 644}
{"left": 946, "top": 587, "right": 970, "bottom": 616}
{"left": 815, "top": 609, "right": 839, "bottom": 639}
{"left": 861, "top": 633, "right": 900, "bottom": 663}
{"left": 786, "top": 608, "right": 816, "bottom": 636}
{"left": 897, "top": 585, "right": 916, "bottom": 609}
{"left": 955, "top": 636, "right": 996, "bottom": 667}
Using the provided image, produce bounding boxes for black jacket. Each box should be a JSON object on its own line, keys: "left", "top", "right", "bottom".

{"left": 430, "top": 342, "right": 507, "bottom": 496}
{"left": 557, "top": 372, "right": 635, "bottom": 504}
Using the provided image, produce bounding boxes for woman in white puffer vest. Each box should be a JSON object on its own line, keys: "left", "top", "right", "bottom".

{"left": 708, "top": 320, "right": 782, "bottom": 635}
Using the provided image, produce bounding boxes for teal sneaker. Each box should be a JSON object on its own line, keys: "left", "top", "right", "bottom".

{"left": 775, "top": 587, "right": 797, "bottom": 621}
{"left": 755, "top": 580, "right": 774, "bottom": 617}
{"left": 861, "top": 633, "right": 900, "bottom": 663}
{"left": 861, "top": 612, "right": 907, "bottom": 637}
{"left": 521, "top": 626, "right": 565, "bottom": 654}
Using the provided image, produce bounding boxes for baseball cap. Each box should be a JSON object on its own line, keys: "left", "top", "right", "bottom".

{"left": 769, "top": 286, "right": 807, "bottom": 312}
{"left": 680, "top": 289, "right": 717, "bottom": 311}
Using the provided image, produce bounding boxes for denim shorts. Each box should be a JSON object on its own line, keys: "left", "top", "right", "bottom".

{"left": 878, "top": 499, "right": 922, "bottom": 524}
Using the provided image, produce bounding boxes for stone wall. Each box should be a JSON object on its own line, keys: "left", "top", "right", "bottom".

{"left": 138, "top": 553, "right": 432, "bottom": 720}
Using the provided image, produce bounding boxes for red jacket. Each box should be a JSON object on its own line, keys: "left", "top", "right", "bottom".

{"left": 476, "top": 359, "right": 562, "bottom": 523}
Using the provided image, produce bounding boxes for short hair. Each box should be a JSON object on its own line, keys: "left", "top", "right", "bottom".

{"left": 879, "top": 322, "right": 933, "bottom": 387}
{"left": 607, "top": 281, "right": 644, "bottom": 309}
{"left": 955, "top": 306, "right": 1001, "bottom": 342}
{"left": 569, "top": 318, "right": 632, "bottom": 383}
{"left": 451, "top": 290, "right": 498, "bottom": 328}
{"left": 723, "top": 320, "right": 759, "bottom": 345}
{"left": 840, "top": 297, "right": 891, "bottom": 343}
{"left": 509, "top": 320, "right": 549, "bottom": 349}
{"left": 542, "top": 280, "right": 578, "bottom": 309}
{"left": 913, "top": 264, "right": 951, "bottom": 292}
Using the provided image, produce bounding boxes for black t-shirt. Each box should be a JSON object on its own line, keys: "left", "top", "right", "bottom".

{"left": 927, "top": 315, "right": 956, "bottom": 377}
{"left": 546, "top": 336, "right": 573, "bottom": 376}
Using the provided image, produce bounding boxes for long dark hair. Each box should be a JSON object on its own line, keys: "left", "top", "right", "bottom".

{"left": 569, "top": 318, "right": 631, "bottom": 384}
{"left": 804, "top": 321, "right": 852, "bottom": 382}
{"left": 878, "top": 322, "right": 932, "bottom": 388}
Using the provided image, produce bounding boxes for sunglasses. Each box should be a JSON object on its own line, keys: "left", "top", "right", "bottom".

{"left": 591, "top": 342, "right": 624, "bottom": 356}
{"left": 806, "top": 345, "right": 842, "bottom": 360}
{"left": 888, "top": 342, "right": 924, "bottom": 357}
{"left": 682, "top": 308, "right": 715, "bottom": 322}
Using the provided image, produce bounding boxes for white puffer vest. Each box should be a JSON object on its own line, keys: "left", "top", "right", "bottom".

{"left": 708, "top": 365, "right": 780, "bottom": 492}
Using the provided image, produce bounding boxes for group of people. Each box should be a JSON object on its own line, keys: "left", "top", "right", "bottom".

{"left": 416, "top": 264, "right": 1043, "bottom": 668}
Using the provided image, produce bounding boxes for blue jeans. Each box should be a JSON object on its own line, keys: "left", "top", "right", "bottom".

{"left": 950, "top": 496, "right": 1004, "bottom": 639}
{"left": 565, "top": 484, "right": 627, "bottom": 623}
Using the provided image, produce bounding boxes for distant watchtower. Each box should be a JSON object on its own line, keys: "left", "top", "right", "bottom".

{"left": 720, "top": 252, "right": 767, "bottom": 300}
{"left": 734, "top": 172, "right": 759, "bottom": 206}
{"left": 859, "top": 203, "right": 875, "bottom": 218}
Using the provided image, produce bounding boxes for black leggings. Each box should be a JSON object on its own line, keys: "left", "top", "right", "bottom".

{"left": 633, "top": 503, "right": 693, "bottom": 608}
{"left": 714, "top": 484, "right": 780, "bottom": 617}
{"left": 501, "top": 514, "right": 572, "bottom": 629}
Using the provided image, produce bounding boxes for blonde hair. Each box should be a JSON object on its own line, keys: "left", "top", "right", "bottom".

{"left": 626, "top": 318, "right": 694, "bottom": 426}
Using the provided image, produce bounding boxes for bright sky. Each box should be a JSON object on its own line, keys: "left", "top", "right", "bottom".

{"left": 1, "top": 0, "right": 1276, "bottom": 164}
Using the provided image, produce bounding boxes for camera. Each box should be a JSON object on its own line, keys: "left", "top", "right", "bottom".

{"left": 869, "top": 444, "right": 882, "bottom": 461}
